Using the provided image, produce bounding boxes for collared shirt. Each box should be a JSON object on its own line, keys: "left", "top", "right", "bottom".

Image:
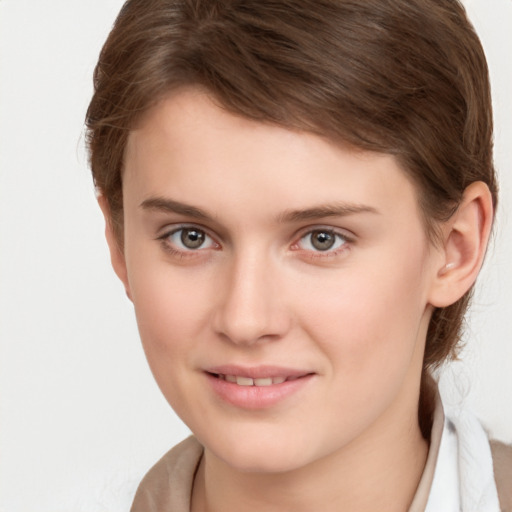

{"left": 131, "top": 396, "right": 503, "bottom": 511}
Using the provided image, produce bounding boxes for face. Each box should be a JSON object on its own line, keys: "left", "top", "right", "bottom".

{"left": 115, "top": 89, "right": 442, "bottom": 473}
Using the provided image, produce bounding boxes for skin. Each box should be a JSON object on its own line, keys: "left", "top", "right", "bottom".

{"left": 101, "top": 88, "right": 493, "bottom": 511}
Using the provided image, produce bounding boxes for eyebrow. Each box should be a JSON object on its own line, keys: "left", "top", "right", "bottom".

{"left": 140, "top": 196, "right": 378, "bottom": 223}
{"left": 140, "top": 197, "right": 211, "bottom": 220}
{"left": 277, "top": 203, "right": 379, "bottom": 223}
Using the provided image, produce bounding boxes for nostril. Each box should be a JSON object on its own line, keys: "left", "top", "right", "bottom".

{"left": 211, "top": 265, "right": 291, "bottom": 346}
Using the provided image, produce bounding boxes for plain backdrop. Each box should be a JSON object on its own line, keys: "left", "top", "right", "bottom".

{"left": 0, "top": 1, "right": 510, "bottom": 510}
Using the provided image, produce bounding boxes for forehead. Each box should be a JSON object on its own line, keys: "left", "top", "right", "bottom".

{"left": 123, "top": 89, "right": 423, "bottom": 227}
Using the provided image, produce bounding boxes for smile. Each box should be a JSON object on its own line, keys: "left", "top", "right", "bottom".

{"left": 210, "top": 373, "right": 295, "bottom": 386}
{"left": 204, "top": 367, "right": 314, "bottom": 409}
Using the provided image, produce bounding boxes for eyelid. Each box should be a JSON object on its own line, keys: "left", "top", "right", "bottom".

{"left": 157, "top": 222, "right": 217, "bottom": 239}
{"left": 156, "top": 223, "right": 221, "bottom": 253}
{"left": 290, "top": 225, "right": 355, "bottom": 256}
{"left": 293, "top": 224, "right": 355, "bottom": 243}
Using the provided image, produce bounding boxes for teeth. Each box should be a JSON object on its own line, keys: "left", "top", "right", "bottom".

{"left": 253, "top": 377, "right": 272, "bottom": 386}
{"left": 221, "top": 374, "right": 288, "bottom": 386}
{"left": 236, "top": 376, "right": 254, "bottom": 386}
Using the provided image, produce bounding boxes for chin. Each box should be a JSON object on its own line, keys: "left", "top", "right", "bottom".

{"left": 202, "top": 430, "right": 314, "bottom": 474}
{"left": 223, "top": 449, "right": 304, "bottom": 474}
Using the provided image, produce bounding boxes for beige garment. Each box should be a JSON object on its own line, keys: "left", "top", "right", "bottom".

{"left": 490, "top": 440, "right": 512, "bottom": 511}
{"left": 131, "top": 436, "right": 202, "bottom": 512}
{"left": 130, "top": 405, "right": 512, "bottom": 512}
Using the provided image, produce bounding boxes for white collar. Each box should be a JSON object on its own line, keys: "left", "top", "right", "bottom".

{"left": 425, "top": 404, "right": 500, "bottom": 511}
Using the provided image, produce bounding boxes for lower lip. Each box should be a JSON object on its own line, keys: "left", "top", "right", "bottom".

{"left": 205, "top": 373, "right": 314, "bottom": 409}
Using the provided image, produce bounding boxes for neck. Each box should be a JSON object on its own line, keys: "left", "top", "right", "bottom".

{"left": 192, "top": 396, "right": 429, "bottom": 512}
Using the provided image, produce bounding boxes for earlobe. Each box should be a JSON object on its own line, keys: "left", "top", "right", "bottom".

{"left": 428, "top": 181, "right": 493, "bottom": 308}
{"left": 97, "top": 195, "right": 133, "bottom": 301}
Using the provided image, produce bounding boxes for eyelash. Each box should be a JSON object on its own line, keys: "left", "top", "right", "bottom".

{"left": 291, "top": 227, "right": 352, "bottom": 259}
{"left": 156, "top": 225, "right": 353, "bottom": 260}
{"left": 157, "top": 225, "right": 220, "bottom": 258}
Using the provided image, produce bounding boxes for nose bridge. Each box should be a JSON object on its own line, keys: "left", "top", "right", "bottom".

{"left": 213, "top": 246, "right": 288, "bottom": 345}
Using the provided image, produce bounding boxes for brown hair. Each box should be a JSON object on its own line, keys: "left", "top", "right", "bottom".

{"left": 86, "top": 0, "right": 496, "bottom": 376}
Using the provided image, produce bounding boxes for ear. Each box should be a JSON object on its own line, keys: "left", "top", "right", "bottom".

{"left": 97, "top": 195, "right": 133, "bottom": 301}
{"left": 428, "top": 181, "right": 493, "bottom": 308}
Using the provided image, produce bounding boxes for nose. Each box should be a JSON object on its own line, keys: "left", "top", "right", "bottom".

{"left": 212, "top": 251, "right": 291, "bottom": 346}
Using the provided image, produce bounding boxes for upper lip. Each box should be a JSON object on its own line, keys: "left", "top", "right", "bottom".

{"left": 204, "top": 365, "right": 313, "bottom": 379}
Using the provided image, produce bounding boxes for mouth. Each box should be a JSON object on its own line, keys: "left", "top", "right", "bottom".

{"left": 204, "top": 366, "right": 314, "bottom": 409}
{"left": 206, "top": 372, "right": 303, "bottom": 387}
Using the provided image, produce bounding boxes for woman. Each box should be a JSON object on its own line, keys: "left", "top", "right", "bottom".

{"left": 86, "top": 0, "right": 511, "bottom": 509}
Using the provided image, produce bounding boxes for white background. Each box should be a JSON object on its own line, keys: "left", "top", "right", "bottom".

{"left": 0, "top": 1, "right": 510, "bottom": 510}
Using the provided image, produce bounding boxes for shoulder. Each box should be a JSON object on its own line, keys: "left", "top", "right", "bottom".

{"left": 130, "top": 436, "right": 204, "bottom": 512}
{"left": 490, "top": 439, "right": 512, "bottom": 511}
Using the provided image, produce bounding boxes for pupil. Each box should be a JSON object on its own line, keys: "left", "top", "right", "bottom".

{"left": 181, "top": 229, "right": 205, "bottom": 249}
{"left": 311, "top": 230, "right": 335, "bottom": 251}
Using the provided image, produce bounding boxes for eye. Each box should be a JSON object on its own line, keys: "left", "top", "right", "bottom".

{"left": 296, "top": 229, "right": 348, "bottom": 252}
{"left": 160, "top": 226, "right": 217, "bottom": 252}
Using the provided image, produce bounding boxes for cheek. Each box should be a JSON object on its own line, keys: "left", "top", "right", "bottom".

{"left": 127, "top": 260, "right": 214, "bottom": 359}
{"left": 298, "top": 246, "right": 430, "bottom": 378}
{"left": 127, "top": 267, "right": 217, "bottom": 413}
